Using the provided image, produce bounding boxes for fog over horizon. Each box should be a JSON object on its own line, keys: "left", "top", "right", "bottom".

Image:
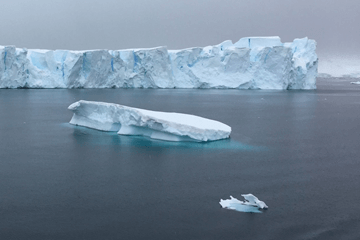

{"left": 1, "top": 0, "right": 359, "bottom": 58}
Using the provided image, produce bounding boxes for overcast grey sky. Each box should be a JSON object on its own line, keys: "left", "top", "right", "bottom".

{"left": 0, "top": 0, "right": 359, "bottom": 56}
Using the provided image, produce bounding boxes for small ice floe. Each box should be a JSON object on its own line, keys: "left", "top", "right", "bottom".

{"left": 219, "top": 194, "right": 268, "bottom": 213}
{"left": 351, "top": 81, "right": 360, "bottom": 85}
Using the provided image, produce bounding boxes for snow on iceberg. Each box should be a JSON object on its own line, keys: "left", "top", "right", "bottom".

{"left": 68, "top": 100, "right": 231, "bottom": 142}
{"left": 220, "top": 194, "right": 268, "bottom": 213}
{"left": 0, "top": 37, "right": 317, "bottom": 89}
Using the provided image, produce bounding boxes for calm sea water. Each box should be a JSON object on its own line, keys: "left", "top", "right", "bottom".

{"left": 1, "top": 78, "right": 359, "bottom": 240}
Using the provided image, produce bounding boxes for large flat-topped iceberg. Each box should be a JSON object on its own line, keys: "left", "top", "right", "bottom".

{"left": 68, "top": 100, "right": 231, "bottom": 142}
{"left": 0, "top": 36, "right": 318, "bottom": 89}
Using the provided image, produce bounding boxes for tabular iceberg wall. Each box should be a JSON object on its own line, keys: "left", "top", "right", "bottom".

{"left": 0, "top": 37, "right": 318, "bottom": 89}
{"left": 68, "top": 100, "right": 231, "bottom": 142}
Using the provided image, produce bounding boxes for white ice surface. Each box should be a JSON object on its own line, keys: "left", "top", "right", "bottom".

{"left": 241, "top": 194, "right": 268, "bottom": 209}
{"left": 0, "top": 37, "right": 317, "bottom": 89}
{"left": 68, "top": 100, "right": 231, "bottom": 142}
{"left": 220, "top": 194, "right": 268, "bottom": 213}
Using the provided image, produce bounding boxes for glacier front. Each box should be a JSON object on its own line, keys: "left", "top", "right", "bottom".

{"left": 68, "top": 100, "right": 231, "bottom": 142}
{"left": 0, "top": 36, "right": 317, "bottom": 89}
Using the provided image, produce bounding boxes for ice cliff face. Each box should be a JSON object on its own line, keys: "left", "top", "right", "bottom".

{"left": 0, "top": 37, "right": 318, "bottom": 89}
{"left": 68, "top": 100, "right": 231, "bottom": 142}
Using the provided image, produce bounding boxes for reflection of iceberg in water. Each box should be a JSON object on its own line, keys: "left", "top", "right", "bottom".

{"left": 64, "top": 124, "right": 265, "bottom": 151}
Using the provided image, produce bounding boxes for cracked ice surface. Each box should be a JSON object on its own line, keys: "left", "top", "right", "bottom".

{"left": 68, "top": 100, "right": 231, "bottom": 142}
{"left": 0, "top": 37, "right": 317, "bottom": 89}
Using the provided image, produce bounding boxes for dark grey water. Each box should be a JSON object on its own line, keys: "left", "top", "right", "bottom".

{"left": 1, "top": 78, "right": 360, "bottom": 240}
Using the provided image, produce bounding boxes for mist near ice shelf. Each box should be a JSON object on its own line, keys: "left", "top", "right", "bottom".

{"left": 1, "top": 0, "right": 359, "bottom": 80}
{"left": 318, "top": 54, "right": 360, "bottom": 78}
{"left": 0, "top": 0, "right": 359, "bottom": 58}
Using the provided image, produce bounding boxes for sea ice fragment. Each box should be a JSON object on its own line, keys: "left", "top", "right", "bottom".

{"left": 220, "top": 194, "right": 268, "bottom": 213}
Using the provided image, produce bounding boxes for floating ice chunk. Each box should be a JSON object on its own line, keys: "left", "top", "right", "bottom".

{"left": 351, "top": 81, "right": 360, "bottom": 85}
{"left": 219, "top": 196, "right": 262, "bottom": 213}
{"left": 241, "top": 193, "right": 268, "bottom": 209}
{"left": 68, "top": 100, "right": 231, "bottom": 142}
{"left": 220, "top": 194, "right": 268, "bottom": 213}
